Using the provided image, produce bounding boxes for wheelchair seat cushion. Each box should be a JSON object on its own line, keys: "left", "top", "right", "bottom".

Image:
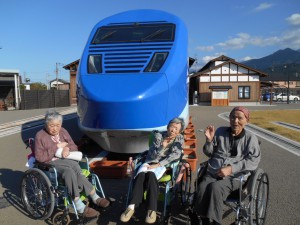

{"left": 81, "top": 169, "right": 90, "bottom": 177}
{"left": 158, "top": 174, "right": 171, "bottom": 183}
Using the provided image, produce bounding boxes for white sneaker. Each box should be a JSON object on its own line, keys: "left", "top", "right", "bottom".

{"left": 145, "top": 210, "right": 157, "bottom": 224}
{"left": 120, "top": 208, "right": 134, "bottom": 223}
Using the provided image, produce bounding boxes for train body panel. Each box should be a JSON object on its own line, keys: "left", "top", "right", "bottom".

{"left": 77, "top": 9, "right": 188, "bottom": 153}
{"left": 78, "top": 74, "right": 169, "bottom": 129}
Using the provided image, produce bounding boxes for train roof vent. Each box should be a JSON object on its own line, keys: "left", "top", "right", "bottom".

{"left": 88, "top": 43, "right": 173, "bottom": 73}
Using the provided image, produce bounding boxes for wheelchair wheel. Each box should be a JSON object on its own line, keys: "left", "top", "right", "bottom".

{"left": 195, "top": 161, "right": 208, "bottom": 191}
{"left": 52, "top": 211, "right": 71, "bottom": 225}
{"left": 20, "top": 168, "right": 55, "bottom": 220}
{"left": 160, "top": 214, "right": 171, "bottom": 225}
{"left": 249, "top": 169, "right": 269, "bottom": 225}
{"left": 180, "top": 163, "right": 192, "bottom": 206}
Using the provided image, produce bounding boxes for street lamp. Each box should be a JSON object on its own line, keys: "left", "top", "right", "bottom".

{"left": 284, "top": 65, "right": 290, "bottom": 104}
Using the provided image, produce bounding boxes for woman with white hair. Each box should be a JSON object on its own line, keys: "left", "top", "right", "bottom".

{"left": 34, "top": 109, "right": 110, "bottom": 219}
{"left": 120, "top": 117, "right": 185, "bottom": 224}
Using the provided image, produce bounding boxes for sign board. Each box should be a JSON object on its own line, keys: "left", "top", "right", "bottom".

{"left": 212, "top": 91, "right": 228, "bottom": 99}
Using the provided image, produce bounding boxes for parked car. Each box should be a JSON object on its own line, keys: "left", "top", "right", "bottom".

{"left": 273, "top": 93, "right": 299, "bottom": 102}
{"left": 262, "top": 92, "right": 275, "bottom": 101}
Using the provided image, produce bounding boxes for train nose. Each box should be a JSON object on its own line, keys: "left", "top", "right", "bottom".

{"left": 78, "top": 74, "right": 169, "bottom": 129}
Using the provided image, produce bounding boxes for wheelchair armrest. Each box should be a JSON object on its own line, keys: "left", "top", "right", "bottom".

{"left": 35, "top": 161, "right": 55, "bottom": 171}
{"left": 35, "top": 161, "right": 59, "bottom": 187}
{"left": 226, "top": 171, "right": 252, "bottom": 202}
{"left": 80, "top": 154, "right": 88, "bottom": 162}
{"left": 132, "top": 150, "right": 148, "bottom": 166}
{"left": 199, "top": 161, "right": 208, "bottom": 168}
{"left": 133, "top": 150, "right": 148, "bottom": 161}
{"left": 195, "top": 161, "right": 208, "bottom": 188}
{"left": 79, "top": 154, "right": 90, "bottom": 170}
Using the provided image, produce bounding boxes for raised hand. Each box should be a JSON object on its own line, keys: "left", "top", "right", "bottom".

{"left": 205, "top": 125, "right": 215, "bottom": 142}
{"left": 162, "top": 137, "right": 174, "bottom": 148}
{"left": 62, "top": 146, "right": 70, "bottom": 158}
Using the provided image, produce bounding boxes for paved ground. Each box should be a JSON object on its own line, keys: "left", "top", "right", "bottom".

{"left": 0, "top": 104, "right": 299, "bottom": 225}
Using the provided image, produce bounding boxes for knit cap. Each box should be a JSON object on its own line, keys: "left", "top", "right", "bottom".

{"left": 230, "top": 106, "right": 250, "bottom": 121}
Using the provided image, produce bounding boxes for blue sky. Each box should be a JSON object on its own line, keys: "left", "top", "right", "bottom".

{"left": 0, "top": 0, "right": 300, "bottom": 83}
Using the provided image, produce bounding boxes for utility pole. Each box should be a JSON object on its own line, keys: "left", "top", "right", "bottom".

{"left": 46, "top": 73, "right": 50, "bottom": 90}
{"left": 284, "top": 65, "right": 289, "bottom": 104}
{"left": 55, "top": 63, "right": 64, "bottom": 90}
{"left": 56, "top": 63, "right": 59, "bottom": 90}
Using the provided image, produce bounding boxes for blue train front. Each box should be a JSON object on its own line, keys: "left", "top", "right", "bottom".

{"left": 77, "top": 9, "right": 188, "bottom": 153}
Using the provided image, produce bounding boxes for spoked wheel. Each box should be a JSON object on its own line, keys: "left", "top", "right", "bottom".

{"left": 180, "top": 162, "right": 192, "bottom": 206}
{"left": 249, "top": 170, "right": 269, "bottom": 225}
{"left": 20, "top": 168, "right": 55, "bottom": 220}
{"left": 52, "top": 211, "right": 71, "bottom": 225}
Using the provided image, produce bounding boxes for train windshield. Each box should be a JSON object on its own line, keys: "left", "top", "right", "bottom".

{"left": 91, "top": 23, "right": 175, "bottom": 44}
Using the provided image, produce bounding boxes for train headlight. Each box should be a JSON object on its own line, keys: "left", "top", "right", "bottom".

{"left": 88, "top": 55, "right": 102, "bottom": 74}
{"left": 144, "top": 52, "right": 168, "bottom": 72}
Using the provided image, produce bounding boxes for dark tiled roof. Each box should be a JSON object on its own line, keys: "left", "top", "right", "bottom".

{"left": 209, "top": 85, "right": 232, "bottom": 89}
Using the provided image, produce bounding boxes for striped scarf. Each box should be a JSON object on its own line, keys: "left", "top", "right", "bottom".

{"left": 51, "top": 134, "right": 60, "bottom": 143}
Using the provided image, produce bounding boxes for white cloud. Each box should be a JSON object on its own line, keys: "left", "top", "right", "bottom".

{"left": 217, "top": 33, "right": 280, "bottom": 49}
{"left": 241, "top": 56, "right": 254, "bottom": 61}
{"left": 279, "top": 13, "right": 300, "bottom": 49}
{"left": 194, "top": 12, "right": 300, "bottom": 61}
{"left": 254, "top": 3, "right": 273, "bottom": 11}
{"left": 280, "top": 28, "right": 300, "bottom": 48}
{"left": 196, "top": 45, "right": 214, "bottom": 52}
{"left": 202, "top": 55, "right": 216, "bottom": 63}
{"left": 286, "top": 14, "right": 300, "bottom": 26}
{"left": 200, "top": 52, "right": 226, "bottom": 64}
{"left": 217, "top": 33, "right": 250, "bottom": 49}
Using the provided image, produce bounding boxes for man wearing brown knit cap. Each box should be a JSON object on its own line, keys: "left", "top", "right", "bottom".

{"left": 192, "top": 106, "right": 261, "bottom": 225}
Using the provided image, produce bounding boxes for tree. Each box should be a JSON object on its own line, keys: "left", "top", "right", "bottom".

{"left": 30, "top": 82, "right": 47, "bottom": 90}
{"left": 20, "top": 84, "right": 26, "bottom": 90}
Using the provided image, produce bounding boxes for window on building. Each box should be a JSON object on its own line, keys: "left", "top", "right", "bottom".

{"left": 238, "top": 86, "right": 250, "bottom": 99}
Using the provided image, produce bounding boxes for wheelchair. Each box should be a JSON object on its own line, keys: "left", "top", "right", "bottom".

{"left": 190, "top": 161, "right": 269, "bottom": 225}
{"left": 126, "top": 149, "right": 192, "bottom": 224}
{"left": 20, "top": 138, "right": 106, "bottom": 225}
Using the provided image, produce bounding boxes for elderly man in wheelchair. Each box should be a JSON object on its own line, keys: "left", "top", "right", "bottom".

{"left": 120, "top": 117, "right": 185, "bottom": 224}
{"left": 21, "top": 109, "right": 110, "bottom": 224}
{"left": 190, "top": 106, "right": 268, "bottom": 225}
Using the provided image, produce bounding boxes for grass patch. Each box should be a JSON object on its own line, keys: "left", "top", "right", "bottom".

{"left": 250, "top": 110, "right": 300, "bottom": 142}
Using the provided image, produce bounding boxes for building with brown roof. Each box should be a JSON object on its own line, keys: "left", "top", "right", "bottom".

{"left": 63, "top": 59, "right": 79, "bottom": 104}
{"left": 189, "top": 55, "right": 268, "bottom": 106}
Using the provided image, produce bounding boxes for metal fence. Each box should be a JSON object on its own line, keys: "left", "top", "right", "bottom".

{"left": 20, "top": 90, "right": 70, "bottom": 110}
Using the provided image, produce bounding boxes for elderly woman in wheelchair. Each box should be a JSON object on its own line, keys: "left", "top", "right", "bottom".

{"left": 23, "top": 109, "right": 110, "bottom": 222}
{"left": 191, "top": 106, "right": 264, "bottom": 225}
{"left": 120, "top": 117, "right": 185, "bottom": 224}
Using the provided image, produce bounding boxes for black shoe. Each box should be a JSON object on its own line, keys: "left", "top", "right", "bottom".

{"left": 200, "top": 217, "right": 211, "bottom": 225}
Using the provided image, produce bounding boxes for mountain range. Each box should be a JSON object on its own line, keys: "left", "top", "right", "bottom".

{"left": 242, "top": 48, "right": 300, "bottom": 81}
